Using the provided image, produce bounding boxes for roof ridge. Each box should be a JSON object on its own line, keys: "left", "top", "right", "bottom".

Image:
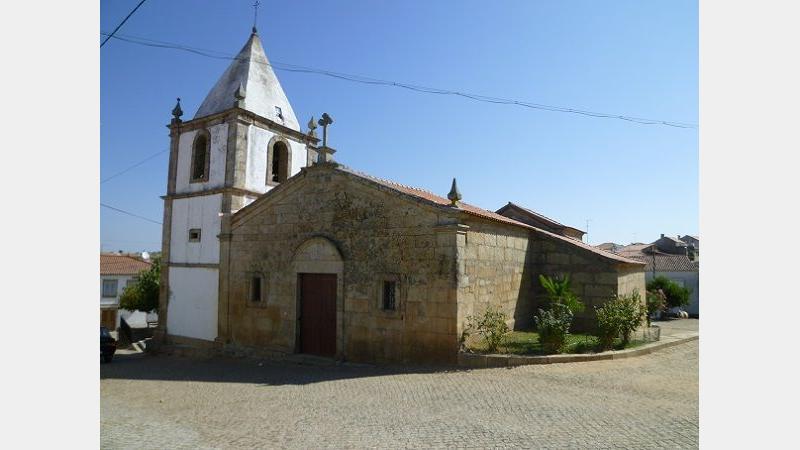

{"left": 343, "top": 165, "right": 443, "bottom": 198}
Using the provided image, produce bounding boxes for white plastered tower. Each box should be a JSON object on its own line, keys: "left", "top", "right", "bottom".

{"left": 157, "top": 28, "right": 317, "bottom": 343}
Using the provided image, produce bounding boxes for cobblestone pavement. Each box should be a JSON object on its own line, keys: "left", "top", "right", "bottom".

{"left": 654, "top": 318, "right": 699, "bottom": 337}
{"left": 101, "top": 341, "right": 698, "bottom": 449}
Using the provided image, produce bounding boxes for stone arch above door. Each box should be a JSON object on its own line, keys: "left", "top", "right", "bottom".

{"left": 292, "top": 237, "right": 344, "bottom": 273}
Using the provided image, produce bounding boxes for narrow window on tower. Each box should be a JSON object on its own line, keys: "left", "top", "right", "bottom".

{"left": 250, "top": 275, "right": 262, "bottom": 303}
{"left": 382, "top": 280, "right": 397, "bottom": 311}
{"left": 190, "top": 131, "right": 210, "bottom": 182}
{"left": 188, "top": 228, "right": 201, "bottom": 242}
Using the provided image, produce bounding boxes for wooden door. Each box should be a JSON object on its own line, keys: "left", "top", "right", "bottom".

{"left": 299, "top": 273, "right": 337, "bottom": 357}
{"left": 100, "top": 309, "right": 117, "bottom": 330}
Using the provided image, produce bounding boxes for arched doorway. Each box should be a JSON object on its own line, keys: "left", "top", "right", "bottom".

{"left": 292, "top": 237, "right": 344, "bottom": 358}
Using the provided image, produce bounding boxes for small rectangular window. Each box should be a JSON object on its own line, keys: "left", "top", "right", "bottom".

{"left": 275, "top": 106, "right": 283, "bottom": 120}
{"left": 102, "top": 279, "right": 118, "bottom": 297}
{"left": 382, "top": 281, "right": 397, "bottom": 311}
{"left": 250, "top": 276, "right": 262, "bottom": 302}
{"left": 188, "top": 229, "right": 201, "bottom": 242}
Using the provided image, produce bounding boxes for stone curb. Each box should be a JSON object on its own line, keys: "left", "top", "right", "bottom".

{"left": 458, "top": 335, "right": 699, "bottom": 368}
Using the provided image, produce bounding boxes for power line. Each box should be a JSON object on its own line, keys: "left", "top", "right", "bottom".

{"left": 101, "top": 0, "right": 149, "bottom": 48}
{"left": 100, "top": 31, "right": 697, "bottom": 129}
{"left": 101, "top": 203, "right": 162, "bottom": 225}
{"left": 101, "top": 149, "right": 169, "bottom": 184}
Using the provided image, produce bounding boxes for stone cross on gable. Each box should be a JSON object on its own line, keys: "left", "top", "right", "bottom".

{"left": 318, "top": 113, "right": 333, "bottom": 147}
{"left": 315, "top": 112, "right": 336, "bottom": 164}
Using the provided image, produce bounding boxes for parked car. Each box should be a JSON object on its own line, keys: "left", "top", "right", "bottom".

{"left": 101, "top": 326, "right": 116, "bottom": 363}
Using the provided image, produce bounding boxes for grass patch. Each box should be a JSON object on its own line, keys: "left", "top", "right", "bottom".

{"left": 465, "top": 330, "right": 648, "bottom": 355}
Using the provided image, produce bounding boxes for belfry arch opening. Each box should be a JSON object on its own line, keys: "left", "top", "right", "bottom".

{"left": 269, "top": 140, "right": 290, "bottom": 184}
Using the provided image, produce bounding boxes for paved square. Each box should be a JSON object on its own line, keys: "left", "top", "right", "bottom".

{"left": 101, "top": 341, "right": 698, "bottom": 449}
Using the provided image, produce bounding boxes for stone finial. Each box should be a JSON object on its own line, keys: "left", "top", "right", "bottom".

{"left": 307, "top": 116, "right": 317, "bottom": 138}
{"left": 234, "top": 83, "right": 246, "bottom": 108}
{"left": 171, "top": 98, "right": 183, "bottom": 124}
{"left": 447, "top": 178, "right": 462, "bottom": 206}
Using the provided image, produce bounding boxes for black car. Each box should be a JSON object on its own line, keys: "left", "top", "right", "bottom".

{"left": 101, "top": 326, "right": 116, "bottom": 363}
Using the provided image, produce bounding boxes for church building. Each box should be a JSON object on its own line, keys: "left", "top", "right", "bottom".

{"left": 156, "top": 28, "right": 646, "bottom": 364}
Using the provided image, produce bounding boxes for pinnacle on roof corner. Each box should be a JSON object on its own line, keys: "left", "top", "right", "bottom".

{"left": 447, "top": 178, "right": 462, "bottom": 206}
{"left": 171, "top": 97, "right": 183, "bottom": 124}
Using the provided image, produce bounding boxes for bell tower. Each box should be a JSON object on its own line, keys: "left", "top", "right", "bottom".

{"left": 157, "top": 28, "right": 319, "bottom": 344}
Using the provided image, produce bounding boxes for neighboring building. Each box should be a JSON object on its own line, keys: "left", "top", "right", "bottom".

{"left": 678, "top": 235, "right": 699, "bottom": 261}
{"left": 100, "top": 253, "right": 154, "bottom": 329}
{"left": 678, "top": 235, "right": 699, "bottom": 249}
{"left": 615, "top": 236, "right": 699, "bottom": 317}
{"left": 595, "top": 242, "right": 622, "bottom": 253}
{"left": 156, "top": 28, "right": 646, "bottom": 364}
{"left": 496, "top": 202, "right": 586, "bottom": 241}
{"left": 652, "top": 234, "right": 688, "bottom": 255}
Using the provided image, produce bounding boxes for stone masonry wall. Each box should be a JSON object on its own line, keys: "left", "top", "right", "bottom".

{"left": 528, "top": 232, "right": 645, "bottom": 331}
{"left": 458, "top": 220, "right": 534, "bottom": 333}
{"left": 223, "top": 165, "right": 461, "bottom": 364}
{"left": 617, "top": 267, "right": 647, "bottom": 300}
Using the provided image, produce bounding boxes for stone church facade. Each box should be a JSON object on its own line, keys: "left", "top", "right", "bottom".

{"left": 156, "top": 29, "right": 645, "bottom": 365}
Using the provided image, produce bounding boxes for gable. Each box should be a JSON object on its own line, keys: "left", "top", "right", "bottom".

{"left": 231, "top": 164, "right": 457, "bottom": 232}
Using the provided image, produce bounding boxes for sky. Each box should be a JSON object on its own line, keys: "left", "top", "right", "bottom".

{"left": 100, "top": 0, "right": 697, "bottom": 252}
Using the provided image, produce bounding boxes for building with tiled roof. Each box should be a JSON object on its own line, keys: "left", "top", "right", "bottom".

{"left": 100, "top": 253, "right": 155, "bottom": 330}
{"left": 100, "top": 253, "right": 152, "bottom": 276}
{"left": 157, "top": 29, "right": 647, "bottom": 364}
{"left": 495, "top": 202, "right": 586, "bottom": 241}
{"left": 614, "top": 238, "right": 699, "bottom": 317}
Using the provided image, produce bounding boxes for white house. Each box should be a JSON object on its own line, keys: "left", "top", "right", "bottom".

{"left": 100, "top": 253, "right": 156, "bottom": 329}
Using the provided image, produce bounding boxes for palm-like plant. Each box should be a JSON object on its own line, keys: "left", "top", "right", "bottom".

{"left": 538, "top": 274, "right": 585, "bottom": 315}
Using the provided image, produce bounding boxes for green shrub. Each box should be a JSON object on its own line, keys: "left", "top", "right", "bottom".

{"left": 119, "top": 257, "right": 161, "bottom": 313}
{"left": 617, "top": 291, "right": 646, "bottom": 345}
{"left": 646, "top": 276, "right": 690, "bottom": 309}
{"left": 594, "top": 290, "right": 646, "bottom": 350}
{"left": 534, "top": 303, "right": 573, "bottom": 354}
{"left": 538, "top": 274, "right": 585, "bottom": 315}
{"left": 463, "top": 306, "right": 510, "bottom": 352}
{"left": 594, "top": 304, "right": 618, "bottom": 351}
{"left": 646, "top": 289, "right": 667, "bottom": 324}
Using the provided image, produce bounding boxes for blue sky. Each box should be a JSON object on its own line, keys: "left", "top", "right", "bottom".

{"left": 100, "top": 0, "right": 697, "bottom": 252}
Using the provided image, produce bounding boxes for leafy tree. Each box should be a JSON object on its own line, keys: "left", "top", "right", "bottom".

{"left": 538, "top": 274, "right": 585, "bottom": 314}
{"left": 646, "top": 276, "right": 690, "bottom": 309}
{"left": 119, "top": 258, "right": 161, "bottom": 313}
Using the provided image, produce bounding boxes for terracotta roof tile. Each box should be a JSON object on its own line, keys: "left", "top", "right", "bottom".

{"left": 339, "top": 166, "right": 644, "bottom": 266}
{"left": 100, "top": 254, "right": 152, "bottom": 276}
{"left": 627, "top": 253, "right": 699, "bottom": 272}
{"left": 499, "top": 202, "right": 586, "bottom": 234}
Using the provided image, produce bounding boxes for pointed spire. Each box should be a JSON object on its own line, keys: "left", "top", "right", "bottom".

{"left": 194, "top": 32, "right": 299, "bottom": 130}
{"left": 447, "top": 178, "right": 462, "bottom": 206}
{"left": 171, "top": 98, "right": 183, "bottom": 125}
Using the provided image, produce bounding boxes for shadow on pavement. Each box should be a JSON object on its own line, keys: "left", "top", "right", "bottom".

{"left": 101, "top": 352, "right": 471, "bottom": 386}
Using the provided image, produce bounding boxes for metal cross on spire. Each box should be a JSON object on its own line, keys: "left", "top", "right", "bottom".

{"left": 252, "top": 1, "right": 261, "bottom": 33}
